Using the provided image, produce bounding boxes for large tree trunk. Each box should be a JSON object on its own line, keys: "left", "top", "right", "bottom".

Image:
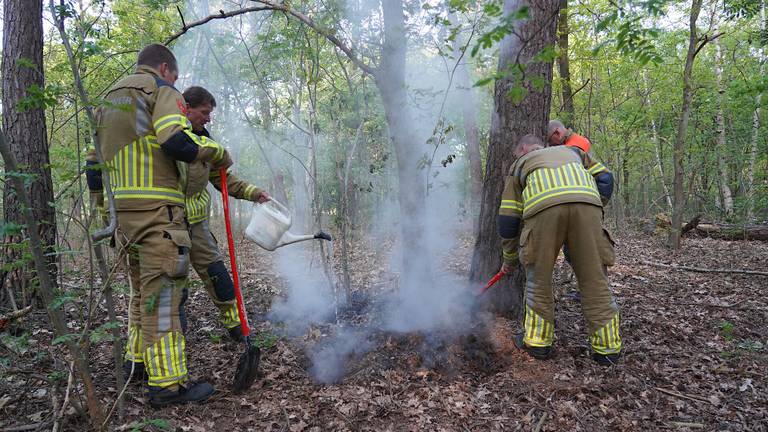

{"left": 375, "top": 0, "right": 432, "bottom": 290}
{"left": 746, "top": 0, "right": 765, "bottom": 222}
{"left": 1, "top": 0, "right": 57, "bottom": 302}
{"left": 669, "top": 0, "right": 703, "bottom": 250}
{"left": 557, "top": 0, "right": 575, "bottom": 124}
{"left": 469, "top": 0, "right": 560, "bottom": 315}
{"left": 714, "top": 38, "right": 734, "bottom": 217}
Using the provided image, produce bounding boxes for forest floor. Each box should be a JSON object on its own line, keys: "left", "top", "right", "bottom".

{"left": 1, "top": 226, "right": 767, "bottom": 431}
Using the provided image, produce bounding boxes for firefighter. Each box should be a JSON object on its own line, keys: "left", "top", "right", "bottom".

{"left": 498, "top": 134, "right": 620, "bottom": 366}
{"left": 181, "top": 86, "right": 271, "bottom": 342}
{"left": 547, "top": 119, "right": 591, "bottom": 153}
{"left": 94, "top": 44, "right": 233, "bottom": 407}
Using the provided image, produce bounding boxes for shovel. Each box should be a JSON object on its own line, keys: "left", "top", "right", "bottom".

{"left": 477, "top": 270, "right": 506, "bottom": 297}
{"left": 220, "top": 169, "right": 261, "bottom": 393}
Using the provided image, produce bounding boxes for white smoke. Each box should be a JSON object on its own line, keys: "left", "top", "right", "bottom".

{"left": 171, "top": 0, "right": 488, "bottom": 383}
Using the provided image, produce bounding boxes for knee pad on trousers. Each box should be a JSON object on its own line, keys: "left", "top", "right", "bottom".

{"left": 207, "top": 261, "right": 235, "bottom": 301}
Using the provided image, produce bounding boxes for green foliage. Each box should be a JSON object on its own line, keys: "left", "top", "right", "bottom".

{"left": 17, "top": 84, "right": 64, "bottom": 112}
{"left": 52, "top": 333, "right": 79, "bottom": 346}
{"left": 127, "top": 418, "right": 171, "bottom": 432}
{"left": 252, "top": 331, "right": 279, "bottom": 349}
{"left": 720, "top": 321, "right": 735, "bottom": 341}
{"left": 0, "top": 332, "right": 30, "bottom": 355}
{"left": 89, "top": 321, "right": 122, "bottom": 343}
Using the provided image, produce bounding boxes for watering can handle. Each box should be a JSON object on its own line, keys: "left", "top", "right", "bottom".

{"left": 261, "top": 198, "right": 291, "bottom": 225}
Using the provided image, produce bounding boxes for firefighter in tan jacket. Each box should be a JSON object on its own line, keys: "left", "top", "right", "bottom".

{"left": 498, "top": 134, "right": 620, "bottom": 365}
{"left": 181, "top": 86, "right": 270, "bottom": 341}
{"left": 94, "top": 44, "right": 232, "bottom": 407}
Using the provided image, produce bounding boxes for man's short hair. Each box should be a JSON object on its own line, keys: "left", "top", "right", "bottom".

{"left": 183, "top": 86, "right": 217, "bottom": 109}
{"left": 547, "top": 120, "right": 565, "bottom": 138}
{"left": 137, "top": 44, "right": 178, "bottom": 73}
{"left": 514, "top": 134, "right": 544, "bottom": 157}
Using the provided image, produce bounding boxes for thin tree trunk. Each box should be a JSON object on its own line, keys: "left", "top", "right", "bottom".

{"left": 669, "top": 0, "right": 703, "bottom": 249}
{"left": 450, "top": 13, "right": 483, "bottom": 212}
{"left": 643, "top": 72, "right": 673, "bottom": 212}
{"left": 375, "top": 0, "right": 433, "bottom": 290}
{"left": 469, "top": 0, "right": 560, "bottom": 315}
{"left": 714, "top": 38, "right": 734, "bottom": 216}
{"left": 557, "top": 0, "right": 575, "bottom": 123}
{"left": 746, "top": 0, "right": 765, "bottom": 222}
{"left": 0, "top": 129, "right": 104, "bottom": 428}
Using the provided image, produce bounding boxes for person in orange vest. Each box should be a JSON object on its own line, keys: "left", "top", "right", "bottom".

{"left": 547, "top": 120, "right": 591, "bottom": 153}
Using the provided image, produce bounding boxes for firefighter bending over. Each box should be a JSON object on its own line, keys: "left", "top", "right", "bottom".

{"left": 498, "top": 134, "right": 620, "bottom": 365}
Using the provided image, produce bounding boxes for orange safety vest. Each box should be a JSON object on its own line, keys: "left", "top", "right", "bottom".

{"left": 564, "top": 133, "right": 591, "bottom": 153}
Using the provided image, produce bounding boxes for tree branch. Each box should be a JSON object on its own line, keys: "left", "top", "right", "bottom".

{"left": 640, "top": 260, "right": 768, "bottom": 277}
{"left": 165, "top": 6, "right": 273, "bottom": 44}
{"left": 250, "top": 0, "right": 377, "bottom": 76}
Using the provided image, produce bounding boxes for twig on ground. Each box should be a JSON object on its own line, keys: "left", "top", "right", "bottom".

{"left": 533, "top": 412, "right": 548, "bottom": 432}
{"left": 640, "top": 260, "right": 768, "bottom": 276}
{"left": 1, "top": 422, "right": 53, "bottom": 432}
{"left": 0, "top": 305, "right": 33, "bottom": 330}
{"left": 668, "top": 421, "right": 705, "bottom": 428}
{"left": 655, "top": 387, "right": 712, "bottom": 405}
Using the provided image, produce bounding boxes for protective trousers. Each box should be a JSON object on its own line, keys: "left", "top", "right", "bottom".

{"left": 189, "top": 220, "right": 240, "bottom": 329}
{"left": 120, "top": 205, "right": 191, "bottom": 389}
{"left": 520, "top": 203, "right": 621, "bottom": 355}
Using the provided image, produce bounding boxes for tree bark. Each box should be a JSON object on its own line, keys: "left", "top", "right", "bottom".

{"left": 469, "top": 0, "right": 560, "bottom": 315}
{"left": 557, "top": 0, "right": 575, "bottom": 123}
{"left": 1, "top": 0, "right": 57, "bottom": 298}
{"left": 669, "top": 0, "right": 703, "bottom": 249}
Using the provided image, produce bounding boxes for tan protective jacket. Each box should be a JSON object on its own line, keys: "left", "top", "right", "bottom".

{"left": 96, "top": 65, "right": 227, "bottom": 210}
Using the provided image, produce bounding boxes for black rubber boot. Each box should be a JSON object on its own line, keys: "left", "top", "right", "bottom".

{"left": 228, "top": 325, "right": 244, "bottom": 342}
{"left": 513, "top": 332, "right": 553, "bottom": 360}
{"left": 148, "top": 382, "right": 215, "bottom": 408}
{"left": 592, "top": 352, "right": 621, "bottom": 366}
{"left": 122, "top": 361, "right": 148, "bottom": 383}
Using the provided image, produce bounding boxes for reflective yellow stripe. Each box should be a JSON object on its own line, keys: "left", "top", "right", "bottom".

{"left": 524, "top": 306, "right": 554, "bottom": 347}
{"left": 154, "top": 114, "right": 187, "bottom": 133}
{"left": 500, "top": 199, "right": 523, "bottom": 211}
{"left": 146, "top": 332, "right": 188, "bottom": 387}
{"left": 590, "top": 313, "right": 622, "bottom": 354}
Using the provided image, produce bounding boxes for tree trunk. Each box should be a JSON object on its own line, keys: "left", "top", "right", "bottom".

{"left": 1, "top": 0, "right": 57, "bottom": 299}
{"left": 714, "top": 39, "right": 734, "bottom": 217}
{"left": 469, "top": 0, "right": 560, "bottom": 315}
{"left": 450, "top": 13, "right": 483, "bottom": 212}
{"left": 374, "top": 0, "right": 433, "bottom": 290}
{"left": 557, "top": 0, "right": 575, "bottom": 124}
{"left": 669, "top": 0, "right": 703, "bottom": 250}
{"left": 746, "top": 0, "right": 765, "bottom": 222}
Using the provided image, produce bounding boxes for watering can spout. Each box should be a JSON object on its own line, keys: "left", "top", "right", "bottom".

{"left": 275, "top": 230, "right": 333, "bottom": 248}
{"left": 245, "top": 199, "right": 333, "bottom": 250}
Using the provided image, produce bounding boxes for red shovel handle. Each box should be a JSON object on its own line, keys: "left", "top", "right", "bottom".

{"left": 220, "top": 168, "right": 250, "bottom": 338}
{"left": 477, "top": 270, "right": 506, "bottom": 296}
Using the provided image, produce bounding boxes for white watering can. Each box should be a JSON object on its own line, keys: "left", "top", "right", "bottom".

{"left": 244, "top": 199, "right": 332, "bottom": 251}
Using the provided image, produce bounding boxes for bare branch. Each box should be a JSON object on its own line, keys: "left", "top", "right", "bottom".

{"left": 251, "top": 0, "right": 377, "bottom": 76}
{"left": 165, "top": 6, "right": 273, "bottom": 44}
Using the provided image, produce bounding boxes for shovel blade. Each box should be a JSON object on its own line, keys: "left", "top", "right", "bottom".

{"left": 232, "top": 345, "right": 261, "bottom": 394}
